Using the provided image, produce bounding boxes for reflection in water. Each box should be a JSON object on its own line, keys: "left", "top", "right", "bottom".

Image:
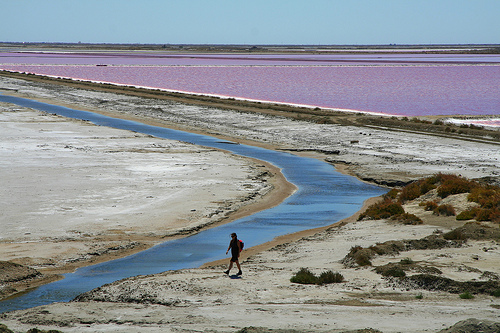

{"left": 0, "top": 94, "right": 387, "bottom": 313}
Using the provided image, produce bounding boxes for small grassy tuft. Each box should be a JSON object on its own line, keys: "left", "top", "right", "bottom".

{"left": 290, "top": 268, "right": 318, "bottom": 284}
{"left": 290, "top": 268, "right": 344, "bottom": 285}
{"left": 459, "top": 291, "right": 474, "bottom": 299}
{"left": 317, "top": 270, "right": 344, "bottom": 285}
{"left": 400, "top": 258, "right": 414, "bottom": 265}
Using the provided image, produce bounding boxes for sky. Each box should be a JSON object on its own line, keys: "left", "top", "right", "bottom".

{"left": 1, "top": 0, "right": 499, "bottom": 45}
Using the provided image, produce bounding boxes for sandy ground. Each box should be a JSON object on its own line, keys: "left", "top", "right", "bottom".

{"left": 0, "top": 100, "right": 293, "bottom": 288}
{"left": 0, "top": 75, "right": 499, "bottom": 332}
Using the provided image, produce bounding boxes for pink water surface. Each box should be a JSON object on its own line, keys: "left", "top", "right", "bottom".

{"left": 2, "top": 63, "right": 498, "bottom": 117}
{"left": 1, "top": 52, "right": 499, "bottom": 118}
{"left": 1, "top": 52, "right": 500, "bottom": 66}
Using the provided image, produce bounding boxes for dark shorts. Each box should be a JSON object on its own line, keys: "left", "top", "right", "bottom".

{"left": 230, "top": 254, "right": 239, "bottom": 262}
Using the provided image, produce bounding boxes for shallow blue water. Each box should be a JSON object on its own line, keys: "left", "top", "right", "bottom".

{"left": 0, "top": 94, "right": 386, "bottom": 313}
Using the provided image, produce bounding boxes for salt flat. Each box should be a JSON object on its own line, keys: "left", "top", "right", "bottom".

{"left": 0, "top": 101, "right": 281, "bottom": 276}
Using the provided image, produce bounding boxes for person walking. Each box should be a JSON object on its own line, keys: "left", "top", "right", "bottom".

{"left": 225, "top": 232, "right": 242, "bottom": 276}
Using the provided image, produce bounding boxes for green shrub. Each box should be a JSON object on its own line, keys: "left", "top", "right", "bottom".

{"left": 384, "top": 188, "right": 400, "bottom": 200}
{"left": 290, "top": 268, "right": 344, "bottom": 285}
{"left": 317, "top": 270, "right": 344, "bottom": 285}
{"left": 456, "top": 209, "right": 477, "bottom": 221}
{"left": 353, "top": 248, "right": 374, "bottom": 266}
{"left": 369, "top": 241, "right": 405, "bottom": 256}
{"left": 375, "top": 263, "right": 407, "bottom": 277}
{"left": 400, "top": 258, "right": 414, "bottom": 265}
{"left": 290, "top": 268, "right": 318, "bottom": 284}
{"left": 459, "top": 291, "right": 474, "bottom": 299}
{"left": 415, "top": 293, "right": 423, "bottom": 299}
{"left": 491, "top": 289, "right": 500, "bottom": 297}
{"left": 384, "top": 267, "right": 406, "bottom": 277}
{"left": 346, "top": 246, "right": 374, "bottom": 266}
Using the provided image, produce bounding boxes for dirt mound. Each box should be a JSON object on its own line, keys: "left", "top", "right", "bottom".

{"left": 236, "top": 329, "right": 383, "bottom": 333}
{"left": 393, "top": 274, "right": 500, "bottom": 295}
{"left": 375, "top": 261, "right": 442, "bottom": 277}
{"left": 438, "top": 318, "right": 500, "bottom": 333}
{"left": 443, "top": 222, "right": 500, "bottom": 241}
{"left": 0, "top": 261, "right": 45, "bottom": 299}
{"left": 342, "top": 235, "right": 462, "bottom": 268}
{"left": 0, "top": 261, "right": 41, "bottom": 284}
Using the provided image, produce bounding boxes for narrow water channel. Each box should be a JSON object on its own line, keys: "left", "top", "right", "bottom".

{"left": 0, "top": 94, "right": 387, "bottom": 313}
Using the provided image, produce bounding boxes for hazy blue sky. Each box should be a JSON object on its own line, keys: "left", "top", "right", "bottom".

{"left": 1, "top": 0, "right": 498, "bottom": 45}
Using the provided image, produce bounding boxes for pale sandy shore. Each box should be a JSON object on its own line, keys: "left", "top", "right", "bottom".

{"left": 1, "top": 75, "right": 499, "bottom": 332}
{"left": 0, "top": 99, "right": 295, "bottom": 296}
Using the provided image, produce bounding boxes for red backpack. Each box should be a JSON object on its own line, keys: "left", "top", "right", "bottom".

{"left": 239, "top": 240, "right": 244, "bottom": 252}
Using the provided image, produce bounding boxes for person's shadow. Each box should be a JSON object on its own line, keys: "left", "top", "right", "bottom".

{"left": 229, "top": 274, "right": 242, "bottom": 279}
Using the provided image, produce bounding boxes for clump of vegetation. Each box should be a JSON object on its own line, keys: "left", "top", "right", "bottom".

{"left": 375, "top": 259, "right": 442, "bottom": 278}
{"left": 290, "top": 268, "right": 317, "bottom": 284}
{"left": 492, "top": 289, "right": 500, "bottom": 297}
{"left": 343, "top": 246, "right": 374, "bottom": 267}
{"left": 400, "top": 258, "right": 414, "bottom": 265}
{"left": 376, "top": 265, "right": 406, "bottom": 277}
{"left": 290, "top": 268, "right": 344, "bottom": 285}
{"left": 357, "top": 198, "right": 404, "bottom": 220}
{"left": 393, "top": 213, "right": 423, "bottom": 225}
{"left": 317, "top": 270, "right": 344, "bottom": 285}
{"left": 399, "top": 176, "right": 440, "bottom": 203}
{"left": 434, "top": 204, "right": 456, "bottom": 216}
{"left": 437, "top": 174, "right": 476, "bottom": 198}
{"left": 464, "top": 184, "right": 500, "bottom": 222}
{"left": 456, "top": 208, "right": 478, "bottom": 221}
{"left": 363, "top": 173, "right": 500, "bottom": 223}
{"left": 468, "top": 186, "right": 499, "bottom": 206}
{"left": 420, "top": 200, "right": 438, "bottom": 211}
{"left": 384, "top": 188, "right": 400, "bottom": 200}
{"left": 343, "top": 234, "right": 463, "bottom": 268}
{"left": 459, "top": 291, "right": 474, "bottom": 299}
{"left": 369, "top": 241, "right": 405, "bottom": 256}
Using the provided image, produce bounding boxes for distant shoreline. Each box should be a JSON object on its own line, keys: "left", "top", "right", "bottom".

{"left": 1, "top": 42, "right": 500, "bottom": 54}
